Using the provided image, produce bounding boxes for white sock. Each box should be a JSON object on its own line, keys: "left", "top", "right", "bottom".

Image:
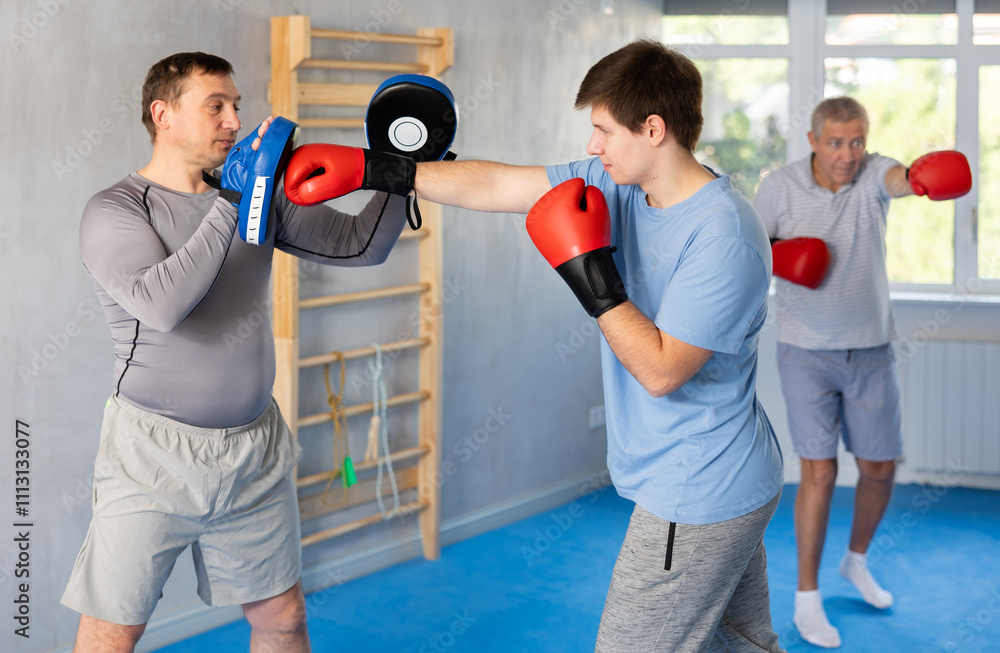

{"left": 839, "top": 550, "right": 893, "bottom": 608}
{"left": 794, "top": 590, "right": 842, "bottom": 648}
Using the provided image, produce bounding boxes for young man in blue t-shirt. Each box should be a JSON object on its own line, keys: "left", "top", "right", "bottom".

{"left": 291, "top": 39, "right": 785, "bottom": 652}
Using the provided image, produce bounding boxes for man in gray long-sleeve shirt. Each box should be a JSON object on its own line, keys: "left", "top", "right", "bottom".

{"left": 61, "top": 52, "right": 407, "bottom": 653}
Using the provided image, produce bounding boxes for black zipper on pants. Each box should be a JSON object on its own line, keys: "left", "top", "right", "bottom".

{"left": 664, "top": 522, "right": 677, "bottom": 570}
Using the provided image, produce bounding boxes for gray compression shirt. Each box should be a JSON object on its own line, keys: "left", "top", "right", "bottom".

{"left": 79, "top": 173, "right": 407, "bottom": 428}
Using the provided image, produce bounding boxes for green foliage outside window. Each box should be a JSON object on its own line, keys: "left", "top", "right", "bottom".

{"left": 693, "top": 59, "right": 788, "bottom": 201}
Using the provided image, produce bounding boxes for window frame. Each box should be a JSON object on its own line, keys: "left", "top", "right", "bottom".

{"left": 666, "top": 0, "right": 1000, "bottom": 296}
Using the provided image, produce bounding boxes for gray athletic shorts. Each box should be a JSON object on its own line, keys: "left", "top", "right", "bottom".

{"left": 776, "top": 342, "right": 902, "bottom": 462}
{"left": 61, "top": 395, "right": 303, "bottom": 625}
{"left": 596, "top": 492, "right": 785, "bottom": 653}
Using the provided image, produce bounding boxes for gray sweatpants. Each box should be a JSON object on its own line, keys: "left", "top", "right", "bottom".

{"left": 596, "top": 492, "right": 785, "bottom": 653}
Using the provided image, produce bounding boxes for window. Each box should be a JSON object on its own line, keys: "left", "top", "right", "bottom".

{"left": 662, "top": 0, "right": 789, "bottom": 45}
{"left": 696, "top": 59, "right": 788, "bottom": 200}
{"left": 825, "top": 57, "right": 957, "bottom": 284}
{"left": 974, "top": 0, "right": 1000, "bottom": 44}
{"left": 826, "top": 13, "right": 957, "bottom": 45}
{"left": 825, "top": 0, "right": 958, "bottom": 45}
{"left": 662, "top": 1, "right": 790, "bottom": 200}
{"left": 979, "top": 67, "right": 1000, "bottom": 279}
{"left": 665, "top": 0, "right": 1000, "bottom": 293}
{"left": 663, "top": 15, "right": 789, "bottom": 45}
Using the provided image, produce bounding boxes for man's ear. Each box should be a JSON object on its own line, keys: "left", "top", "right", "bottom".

{"left": 149, "top": 99, "right": 170, "bottom": 134}
{"left": 807, "top": 131, "right": 818, "bottom": 152}
{"left": 646, "top": 114, "right": 667, "bottom": 146}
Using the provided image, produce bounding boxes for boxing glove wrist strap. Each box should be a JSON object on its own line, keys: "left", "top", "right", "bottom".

{"left": 555, "top": 247, "right": 628, "bottom": 318}
{"left": 362, "top": 150, "right": 416, "bottom": 196}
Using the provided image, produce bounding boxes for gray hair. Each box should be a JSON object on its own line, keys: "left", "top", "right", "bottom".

{"left": 811, "top": 97, "right": 869, "bottom": 136}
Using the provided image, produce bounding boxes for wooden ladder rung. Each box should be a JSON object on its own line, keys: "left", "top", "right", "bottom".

{"left": 299, "top": 466, "right": 419, "bottom": 522}
{"left": 298, "top": 390, "right": 431, "bottom": 428}
{"left": 296, "top": 445, "right": 429, "bottom": 489}
{"left": 297, "top": 82, "right": 379, "bottom": 106}
{"left": 302, "top": 500, "right": 427, "bottom": 547}
{"left": 299, "top": 282, "right": 429, "bottom": 310}
{"left": 399, "top": 228, "right": 429, "bottom": 241}
{"left": 298, "top": 118, "right": 365, "bottom": 129}
{"left": 270, "top": 15, "right": 446, "bottom": 559}
{"left": 300, "top": 58, "right": 429, "bottom": 74}
{"left": 310, "top": 28, "right": 445, "bottom": 47}
{"left": 299, "top": 337, "right": 429, "bottom": 370}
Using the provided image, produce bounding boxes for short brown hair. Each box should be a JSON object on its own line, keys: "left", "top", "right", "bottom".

{"left": 575, "top": 40, "right": 703, "bottom": 151}
{"left": 811, "top": 97, "right": 869, "bottom": 137}
{"left": 141, "top": 52, "right": 234, "bottom": 142}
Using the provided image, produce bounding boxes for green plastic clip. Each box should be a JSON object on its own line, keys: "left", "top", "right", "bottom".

{"left": 342, "top": 456, "right": 357, "bottom": 488}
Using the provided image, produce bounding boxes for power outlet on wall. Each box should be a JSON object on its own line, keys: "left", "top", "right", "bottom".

{"left": 588, "top": 404, "right": 606, "bottom": 430}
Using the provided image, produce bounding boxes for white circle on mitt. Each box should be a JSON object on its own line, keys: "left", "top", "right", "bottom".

{"left": 389, "top": 117, "right": 428, "bottom": 152}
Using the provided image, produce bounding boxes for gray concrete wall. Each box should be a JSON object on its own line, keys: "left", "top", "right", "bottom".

{"left": 0, "top": 0, "right": 664, "bottom": 650}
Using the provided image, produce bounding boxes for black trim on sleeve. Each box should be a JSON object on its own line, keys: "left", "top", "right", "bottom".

{"left": 115, "top": 319, "right": 140, "bottom": 397}
{"left": 110, "top": 186, "right": 153, "bottom": 397}
{"left": 141, "top": 185, "right": 152, "bottom": 218}
{"left": 144, "top": 183, "right": 236, "bottom": 318}
{"left": 274, "top": 193, "right": 391, "bottom": 260}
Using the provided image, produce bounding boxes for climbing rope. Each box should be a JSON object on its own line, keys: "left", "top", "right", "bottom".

{"left": 369, "top": 343, "right": 400, "bottom": 519}
{"left": 322, "top": 351, "right": 356, "bottom": 507}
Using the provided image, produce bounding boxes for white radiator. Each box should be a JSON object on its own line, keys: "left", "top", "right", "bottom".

{"left": 900, "top": 340, "right": 1000, "bottom": 474}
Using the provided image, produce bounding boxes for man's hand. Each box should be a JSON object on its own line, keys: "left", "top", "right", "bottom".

{"left": 249, "top": 116, "right": 274, "bottom": 152}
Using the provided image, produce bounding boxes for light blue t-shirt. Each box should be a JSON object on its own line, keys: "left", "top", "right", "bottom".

{"left": 547, "top": 158, "right": 783, "bottom": 524}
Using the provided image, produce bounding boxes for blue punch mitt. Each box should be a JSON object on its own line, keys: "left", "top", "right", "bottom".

{"left": 203, "top": 116, "right": 300, "bottom": 245}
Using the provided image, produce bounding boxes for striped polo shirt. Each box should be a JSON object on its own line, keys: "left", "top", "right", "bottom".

{"left": 753, "top": 153, "right": 902, "bottom": 350}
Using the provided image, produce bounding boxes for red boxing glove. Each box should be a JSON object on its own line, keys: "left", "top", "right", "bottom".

{"left": 526, "top": 179, "right": 627, "bottom": 318}
{"left": 907, "top": 150, "right": 972, "bottom": 201}
{"left": 772, "top": 238, "right": 830, "bottom": 290}
{"left": 284, "top": 143, "right": 416, "bottom": 206}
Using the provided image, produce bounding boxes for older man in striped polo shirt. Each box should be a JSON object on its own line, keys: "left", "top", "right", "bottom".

{"left": 753, "top": 96, "right": 972, "bottom": 649}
